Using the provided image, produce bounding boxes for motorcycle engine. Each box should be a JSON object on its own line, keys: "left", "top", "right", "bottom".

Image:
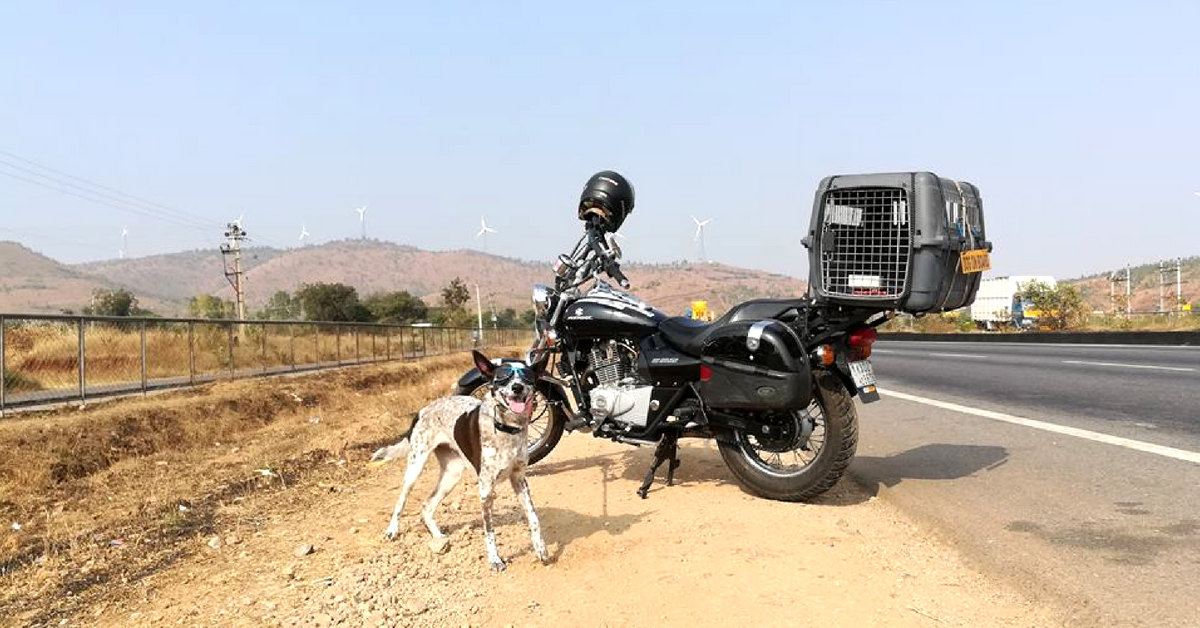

{"left": 586, "top": 340, "right": 654, "bottom": 427}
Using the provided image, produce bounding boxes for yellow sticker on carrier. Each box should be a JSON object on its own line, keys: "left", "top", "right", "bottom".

{"left": 960, "top": 249, "right": 992, "bottom": 274}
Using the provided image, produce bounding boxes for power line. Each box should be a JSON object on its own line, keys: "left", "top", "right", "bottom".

{"left": 0, "top": 166, "right": 213, "bottom": 233}
{"left": 0, "top": 148, "right": 217, "bottom": 227}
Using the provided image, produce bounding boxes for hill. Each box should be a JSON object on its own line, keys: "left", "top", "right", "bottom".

{"left": 1067, "top": 256, "right": 1199, "bottom": 313}
{"left": 0, "top": 241, "right": 174, "bottom": 314}
{"left": 2, "top": 239, "right": 806, "bottom": 317}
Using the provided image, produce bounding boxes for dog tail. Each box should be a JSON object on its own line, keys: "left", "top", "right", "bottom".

{"left": 369, "top": 439, "right": 411, "bottom": 463}
{"left": 368, "top": 414, "right": 418, "bottom": 465}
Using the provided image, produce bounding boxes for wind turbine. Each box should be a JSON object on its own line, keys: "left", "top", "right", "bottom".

{"left": 299, "top": 224, "right": 310, "bottom": 245}
{"left": 355, "top": 205, "right": 368, "bottom": 240}
{"left": 119, "top": 226, "right": 128, "bottom": 259}
{"left": 692, "top": 216, "right": 712, "bottom": 263}
{"left": 476, "top": 216, "right": 497, "bottom": 254}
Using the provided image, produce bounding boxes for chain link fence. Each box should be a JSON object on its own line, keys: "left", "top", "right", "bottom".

{"left": 0, "top": 314, "right": 530, "bottom": 415}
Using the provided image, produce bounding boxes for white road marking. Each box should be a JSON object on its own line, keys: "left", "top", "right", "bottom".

{"left": 1061, "top": 360, "right": 1195, "bottom": 373}
{"left": 880, "top": 388, "right": 1200, "bottom": 465}
{"left": 930, "top": 352, "right": 989, "bottom": 359}
{"left": 879, "top": 340, "right": 1200, "bottom": 350}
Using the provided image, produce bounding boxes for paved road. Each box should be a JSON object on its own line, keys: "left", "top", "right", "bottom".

{"left": 852, "top": 340, "right": 1200, "bottom": 627}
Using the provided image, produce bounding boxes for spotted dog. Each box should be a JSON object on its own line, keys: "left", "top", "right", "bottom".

{"left": 371, "top": 350, "right": 551, "bottom": 571}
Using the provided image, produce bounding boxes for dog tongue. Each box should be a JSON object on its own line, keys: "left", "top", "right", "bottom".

{"left": 508, "top": 398, "right": 530, "bottom": 415}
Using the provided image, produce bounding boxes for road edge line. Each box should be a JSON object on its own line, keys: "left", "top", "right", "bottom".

{"left": 878, "top": 388, "right": 1200, "bottom": 465}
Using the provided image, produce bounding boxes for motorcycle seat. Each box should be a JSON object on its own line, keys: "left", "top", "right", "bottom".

{"left": 658, "top": 316, "right": 717, "bottom": 354}
{"left": 722, "top": 298, "right": 810, "bottom": 324}
{"left": 658, "top": 297, "right": 811, "bottom": 355}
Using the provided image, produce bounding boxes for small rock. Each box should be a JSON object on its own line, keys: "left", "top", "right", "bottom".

{"left": 282, "top": 566, "right": 296, "bottom": 579}
{"left": 294, "top": 544, "right": 315, "bottom": 558}
{"left": 402, "top": 600, "right": 428, "bottom": 616}
{"left": 225, "top": 535, "right": 241, "bottom": 546}
{"left": 428, "top": 537, "right": 451, "bottom": 555}
{"left": 349, "top": 527, "right": 360, "bottom": 535}
{"left": 207, "top": 536, "right": 222, "bottom": 550}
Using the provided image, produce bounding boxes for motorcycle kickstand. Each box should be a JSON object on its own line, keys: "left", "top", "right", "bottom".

{"left": 637, "top": 433, "right": 681, "bottom": 499}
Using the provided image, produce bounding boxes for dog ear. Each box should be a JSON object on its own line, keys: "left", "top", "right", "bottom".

{"left": 472, "top": 350, "right": 496, "bottom": 380}
{"left": 530, "top": 351, "right": 551, "bottom": 379}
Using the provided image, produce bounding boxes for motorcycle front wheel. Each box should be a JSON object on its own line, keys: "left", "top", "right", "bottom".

{"left": 456, "top": 381, "right": 566, "bottom": 465}
{"left": 717, "top": 371, "right": 858, "bottom": 502}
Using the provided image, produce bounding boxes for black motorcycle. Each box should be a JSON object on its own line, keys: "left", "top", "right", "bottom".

{"left": 457, "top": 171, "right": 990, "bottom": 501}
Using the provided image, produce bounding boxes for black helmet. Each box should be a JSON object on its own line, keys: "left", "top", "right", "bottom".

{"left": 578, "top": 170, "right": 634, "bottom": 232}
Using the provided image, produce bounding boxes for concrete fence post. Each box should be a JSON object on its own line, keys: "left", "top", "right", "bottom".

{"left": 78, "top": 318, "right": 86, "bottom": 404}
{"left": 227, "top": 323, "right": 235, "bottom": 378}
{"left": 188, "top": 321, "right": 196, "bottom": 385}
{"left": 140, "top": 320, "right": 148, "bottom": 395}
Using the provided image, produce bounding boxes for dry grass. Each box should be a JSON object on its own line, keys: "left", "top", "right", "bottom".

{"left": 1, "top": 321, "right": 454, "bottom": 396}
{"left": 0, "top": 348, "right": 521, "bottom": 624}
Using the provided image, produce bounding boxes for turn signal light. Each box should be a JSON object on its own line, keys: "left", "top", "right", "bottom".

{"left": 813, "top": 344, "right": 836, "bottom": 366}
{"left": 700, "top": 364, "right": 713, "bottom": 381}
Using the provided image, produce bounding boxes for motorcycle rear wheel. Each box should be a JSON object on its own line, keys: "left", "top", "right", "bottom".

{"left": 717, "top": 371, "right": 858, "bottom": 502}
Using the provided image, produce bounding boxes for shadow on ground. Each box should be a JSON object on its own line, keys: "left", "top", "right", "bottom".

{"left": 850, "top": 443, "right": 1009, "bottom": 496}
{"left": 529, "top": 439, "right": 874, "bottom": 506}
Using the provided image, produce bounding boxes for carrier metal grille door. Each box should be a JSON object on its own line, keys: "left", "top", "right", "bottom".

{"left": 820, "top": 187, "right": 910, "bottom": 299}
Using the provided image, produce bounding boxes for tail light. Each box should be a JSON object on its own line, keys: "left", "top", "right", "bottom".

{"left": 847, "top": 327, "right": 878, "bottom": 360}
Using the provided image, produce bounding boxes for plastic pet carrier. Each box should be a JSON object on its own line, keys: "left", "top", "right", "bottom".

{"left": 803, "top": 172, "right": 991, "bottom": 313}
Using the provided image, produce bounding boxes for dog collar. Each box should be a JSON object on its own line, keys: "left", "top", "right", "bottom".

{"left": 493, "top": 420, "right": 523, "bottom": 435}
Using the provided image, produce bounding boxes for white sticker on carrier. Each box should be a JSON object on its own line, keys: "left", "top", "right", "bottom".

{"left": 848, "top": 275, "right": 882, "bottom": 288}
{"left": 827, "top": 204, "right": 863, "bottom": 227}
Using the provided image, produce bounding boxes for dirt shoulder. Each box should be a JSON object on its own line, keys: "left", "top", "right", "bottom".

{"left": 4, "top": 359, "right": 1064, "bottom": 628}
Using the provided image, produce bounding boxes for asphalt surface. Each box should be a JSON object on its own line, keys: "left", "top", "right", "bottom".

{"left": 852, "top": 340, "right": 1200, "bottom": 627}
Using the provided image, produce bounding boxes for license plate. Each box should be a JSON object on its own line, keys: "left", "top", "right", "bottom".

{"left": 849, "top": 360, "right": 877, "bottom": 388}
{"left": 960, "top": 249, "right": 991, "bottom": 274}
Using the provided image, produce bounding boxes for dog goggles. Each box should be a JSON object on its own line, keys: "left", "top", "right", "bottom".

{"left": 493, "top": 363, "right": 535, "bottom": 385}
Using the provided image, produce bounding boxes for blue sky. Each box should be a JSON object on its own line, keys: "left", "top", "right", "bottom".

{"left": 2, "top": 1, "right": 1198, "bottom": 279}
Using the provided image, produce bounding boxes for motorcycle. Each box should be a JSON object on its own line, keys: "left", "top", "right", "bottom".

{"left": 456, "top": 171, "right": 990, "bottom": 501}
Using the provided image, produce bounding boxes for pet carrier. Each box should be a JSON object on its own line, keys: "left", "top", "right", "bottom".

{"left": 803, "top": 172, "right": 991, "bottom": 313}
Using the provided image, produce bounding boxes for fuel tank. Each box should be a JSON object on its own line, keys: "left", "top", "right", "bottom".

{"left": 560, "top": 282, "right": 666, "bottom": 339}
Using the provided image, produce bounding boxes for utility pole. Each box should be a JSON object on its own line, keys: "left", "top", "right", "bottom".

{"left": 1110, "top": 269, "right": 1130, "bottom": 316}
{"left": 220, "top": 222, "right": 248, "bottom": 322}
{"left": 1126, "top": 265, "right": 1132, "bottom": 315}
{"left": 475, "top": 284, "right": 484, "bottom": 343}
{"left": 1177, "top": 258, "right": 1185, "bottom": 314}
{"left": 1159, "top": 261, "right": 1167, "bottom": 314}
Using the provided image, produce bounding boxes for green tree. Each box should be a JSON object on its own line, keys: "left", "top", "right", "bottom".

{"left": 1017, "top": 280, "right": 1086, "bottom": 331}
{"left": 494, "top": 307, "right": 519, "bottom": 327}
{"left": 257, "top": 290, "right": 297, "bottom": 320}
{"left": 189, "top": 294, "right": 235, "bottom": 319}
{"left": 83, "top": 288, "right": 150, "bottom": 317}
{"left": 441, "top": 277, "right": 471, "bottom": 311}
{"left": 363, "top": 291, "right": 428, "bottom": 324}
{"left": 295, "top": 282, "right": 371, "bottom": 322}
{"left": 519, "top": 308, "right": 536, "bottom": 325}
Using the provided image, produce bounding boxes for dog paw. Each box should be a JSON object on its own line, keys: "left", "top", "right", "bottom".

{"left": 537, "top": 553, "right": 551, "bottom": 565}
{"left": 383, "top": 527, "right": 399, "bottom": 541}
{"left": 489, "top": 559, "right": 507, "bottom": 573}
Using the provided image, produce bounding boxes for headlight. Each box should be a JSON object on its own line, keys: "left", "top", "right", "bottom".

{"left": 532, "top": 284, "right": 552, "bottom": 317}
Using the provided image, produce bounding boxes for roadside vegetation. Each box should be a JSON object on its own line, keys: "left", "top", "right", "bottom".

{"left": 884, "top": 280, "right": 1199, "bottom": 334}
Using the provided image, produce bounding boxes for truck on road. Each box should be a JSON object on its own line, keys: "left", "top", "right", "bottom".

{"left": 968, "top": 275, "right": 1056, "bottom": 330}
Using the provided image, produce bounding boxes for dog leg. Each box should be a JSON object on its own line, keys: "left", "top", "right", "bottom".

{"left": 478, "top": 480, "right": 505, "bottom": 572}
{"left": 510, "top": 472, "right": 550, "bottom": 564}
{"left": 422, "top": 447, "right": 464, "bottom": 538}
{"left": 385, "top": 446, "right": 433, "bottom": 540}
